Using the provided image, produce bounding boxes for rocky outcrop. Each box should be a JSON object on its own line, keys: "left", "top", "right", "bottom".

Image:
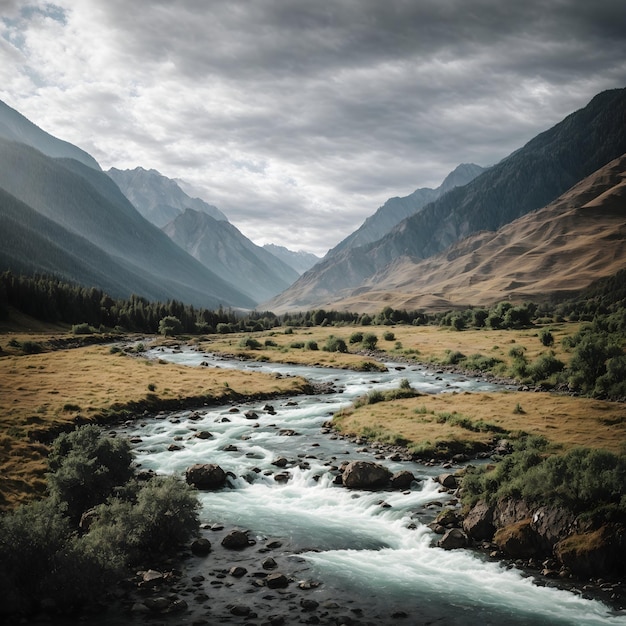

{"left": 462, "top": 498, "right": 626, "bottom": 579}
{"left": 555, "top": 524, "right": 626, "bottom": 577}
{"left": 462, "top": 500, "right": 495, "bottom": 540}
{"left": 342, "top": 461, "right": 392, "bottom": 490}
{"left": 438, "top": 528, "right": 469, "bottom": 550}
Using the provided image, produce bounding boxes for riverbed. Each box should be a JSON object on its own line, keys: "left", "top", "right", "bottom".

{"left": 109, "top": 347, "right": 626, "bottom": 625}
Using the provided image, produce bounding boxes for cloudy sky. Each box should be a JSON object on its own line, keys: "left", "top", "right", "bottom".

{"left": 1, "top": 1, "right": 625, "bottom": 255}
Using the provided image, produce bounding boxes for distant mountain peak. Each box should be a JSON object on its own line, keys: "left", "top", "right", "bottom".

{"left": 263, "top": 244, "right": 320, "bottom": 275}
{"left": 326, "top": 162, "right": 487, "bottom": 258}
{"left": 163, "top": 209, "right": 298, "bottom": 303}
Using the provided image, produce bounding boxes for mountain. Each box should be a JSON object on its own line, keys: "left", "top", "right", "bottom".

{"left": 328, "top": 163, "right": 486, "bottom": 257}
{"left": 0, "top": 100, "right": 100, "bottom": 170}
{"left": 327, "top": 153, "right": 626, "bottom": 312}
{"left": 266, "top": 88, "right": 626, "bottom": 312}
{"left": 263, "top": 244, "right": 320, "bottom": 275}
{"left": 0, "top": 137, "right": 254, "bottom": 309}
{"left": 107, "top": 167, "right": 228, "bottom": 227}
{"left": 163, "top": 209, "right": 299, "bottom": 303}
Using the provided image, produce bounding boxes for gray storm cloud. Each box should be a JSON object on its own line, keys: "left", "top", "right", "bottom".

{"left": 1, "top": 0, "right": 625, "bottom": 254}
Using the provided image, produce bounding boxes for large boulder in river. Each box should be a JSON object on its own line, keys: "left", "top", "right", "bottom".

{"left": 438, "top": 528, "right": 469, "bottom": 550}
{"left": 185, "top": 463, "right": 227, "bottom": 489}
{"left": 342, "top": 461, "right": 392, "bottom": 490}
{"left": 390, "top": 470, "right": 415, "bottom": 490}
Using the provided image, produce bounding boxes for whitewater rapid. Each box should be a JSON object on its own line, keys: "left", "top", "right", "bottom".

{"left": 114, "top": 347, "right": 625, "bottom": 625}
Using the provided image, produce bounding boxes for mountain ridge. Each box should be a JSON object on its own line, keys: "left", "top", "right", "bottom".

{"left": 327, "top": 162, "right": 486, "bottom": 257}
{"left": 265, "top": 87, "right": 626, "bottom": 312}
{"left": 163, "top": 209, "right": 299, "bottom": 303}
{"left": 327, "top": 153, "right": 626, "bottom": 312}
{"left": 0, "top": 138, "right": 254, "bottom": 309}
{"left": 0, "top": 100, "right": 100, "bottom": 170}
{"left": 107, "top": 167, "right": 228, "bottom": 227}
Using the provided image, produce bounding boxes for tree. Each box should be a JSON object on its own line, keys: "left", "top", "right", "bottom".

{"left": 158, "top": 315, "right": 183, "bottom": 336}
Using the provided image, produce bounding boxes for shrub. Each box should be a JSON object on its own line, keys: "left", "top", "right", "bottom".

{"left": 264, "top": 339, "right": 277, "bottom": 347}
{"left": 462, "top": 443, "right": 626, "bottom": 520}
{"left": 463, "top": 353, "right": 503, "bottom": 372}
{"left": 349, "top": 331, "right": 364, "bottom": 344}
{"left": 47, "top": 425, "right": 134, "bottom": 523}
{"left": 239, "top": 337, "right": 261, "bottom": 349}
{"left": 20, "top": 340, "right": 43, "bottom": 354}
{"left": 72, "top": 323, "right": 95, "bottom": 335}
{"left": 362, "top": 333, "right": 378, "bottom": 350}
{"left": 594, "top": 355, "right": 626, "bottom": 399}
{"left": 383, "top": 331, "right": 395, "bottom": 341}
{"left": 0, "top": 497, "right": 120, "bottom": 616}
{"left": 87, "top": 476, "right": 200, "bottom": 564}
{"left": 323, "top": 335, "right": 347, "bottom": 353}
{"left": 527, "top": 353, "right": 565, "bottom": 382}
{"left": 443, "top": 350, "right": 466, "bottom": 365}
{"left": 539, "top": 329, "right": 554, "bottom": 347}
{"left": 305, "top": 340, "right": 318, "bottom": 350}
{"left": 216, "top": 323, "right": 231, "bottom": 334}
{"left": 289, "top": 341, "right": 305, "bottom": 349}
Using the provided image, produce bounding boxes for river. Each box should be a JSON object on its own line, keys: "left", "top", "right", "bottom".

{"left": 111, "top": 346, "right": 626, "bottom": 625}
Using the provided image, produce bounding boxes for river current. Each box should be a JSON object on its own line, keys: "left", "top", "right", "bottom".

{"left": 112, "top": 347, "right": 626, "bottom": 625}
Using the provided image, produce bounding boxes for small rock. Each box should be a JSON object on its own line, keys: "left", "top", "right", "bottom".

{"left": 266, "top": 572, "right": 289, "bottom": 588}
{"left": 222, "top": 529, "right": 252, "bottom": 550}
{"left": 229, "top": 566, "right": 248, "bottom": 578}
{"left": 190, "top": 537, "right": 212, "bottom": 556}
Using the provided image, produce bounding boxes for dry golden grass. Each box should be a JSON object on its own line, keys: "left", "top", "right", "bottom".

{"left": 0, "top": 342, "right": 310, "bottom": 509}
{"left": 198, "top": 322, "right": 576, "bottom": 374}
{"left": 334, "top": 391, "right": 626, "bottom": 456}
{"left": 1, "top": 320, "right": 621, "bottom": 508}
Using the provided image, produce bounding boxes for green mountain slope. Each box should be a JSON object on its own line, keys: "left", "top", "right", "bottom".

{"left": 0, "top": 138, "right": 254, "bottom": 309}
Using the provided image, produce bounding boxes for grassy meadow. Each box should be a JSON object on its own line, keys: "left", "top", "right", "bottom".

{"left": 1, "top": 318, "right": 624, "bottom": 508}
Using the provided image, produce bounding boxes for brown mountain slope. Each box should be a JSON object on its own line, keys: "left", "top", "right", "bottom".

{"left": 325, "top": 154, "right": 626, "bottom": 313}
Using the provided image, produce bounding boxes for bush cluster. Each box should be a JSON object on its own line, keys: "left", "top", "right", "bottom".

{"left": 462, "top": 440, "right": 626, "bottom": 523}
{"left": 0, "top": 426, "right": 200, "bottom": 618}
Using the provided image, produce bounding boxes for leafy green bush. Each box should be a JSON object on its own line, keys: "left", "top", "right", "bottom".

{"left": 86, "top": 476, "right": 199, "bottom": 564}
{"left": 362, "top": 333, "right": 378, "bottom": 350}
{"left": 443, "top": 350, "right": 466, "bottom": 365}
{"left": 305, "top": 340, "right": 318, "bottom": 350}
{"left": 463, "top": 353, "right": 503, "bottom": 371}
{"left": 72, "top": 323, "right": 95, "bottom": 335}
{"left": 383, "top": 331, "right": 395, "bottom": 341}
{"left": 349, "top": 331, "right": 364, "bottom": 344}
{"left": 0, "top": 427, "right": 201, "bottom": 618}
{"left": 289, "top": 341, "right": 305, "bottom": 349}
{"left": 323, "top": 335, "right": 347, "bottom": 353}
{"left": 47, "top": 425, "right": 134, "bottom": 523}
{"left": 239, "top": 337, "right": 261, "bottom": 349}
{"left": 264, "top": 339, "right": 277, "bottom": 347}
{"left": 539, "top": 329, "right": 554, "bottom": 346}
{"left": 527, "top": 352, "right": 565, "bottom": 382}
{"left": 462, "top": 443, "right": 626, "bottom": 522}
